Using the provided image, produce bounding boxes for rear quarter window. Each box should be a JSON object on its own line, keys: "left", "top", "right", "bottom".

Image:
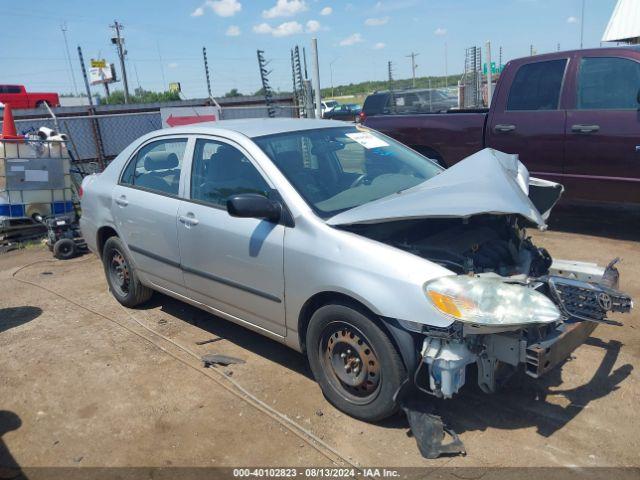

{"left": 362, "top": 94, "right": 388, "bottom": 115}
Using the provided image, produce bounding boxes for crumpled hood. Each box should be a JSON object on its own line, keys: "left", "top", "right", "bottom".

{"left": 327, "top": 148, "right": 563, "bottom": 227}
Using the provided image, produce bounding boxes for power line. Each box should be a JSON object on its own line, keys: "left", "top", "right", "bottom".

{"left": 60, "top": 23, "right": 79, "bottom": 96}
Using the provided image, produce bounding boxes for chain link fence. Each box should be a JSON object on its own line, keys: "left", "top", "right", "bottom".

{"left": 3, "top": 101, "right": 299, "bottom": 168}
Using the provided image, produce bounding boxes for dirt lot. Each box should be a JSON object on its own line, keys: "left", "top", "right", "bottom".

{"left": 1, "top": 205, "right": 638, "bottom": 473}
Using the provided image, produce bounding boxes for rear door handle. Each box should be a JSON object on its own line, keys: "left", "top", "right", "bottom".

{"left": 571, "top": 124, "right": 600, "bottom": 134}
{"left": 179, "top": 214, "right": 199, "bottom": 227}
{"left": 494, "top": 124, "right": 516, "bottom": 133}
{"left": 115, "top": 196, "right": 128, "bottom": 207}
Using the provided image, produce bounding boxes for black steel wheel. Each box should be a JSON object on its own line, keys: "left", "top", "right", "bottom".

{"left": 319, "top": 322, "right": 381, "bottom": 404}
{"left": 53, "top": 238, "right": 77, "bottom": 260}
{"left": 102, "top": 236, "right": 153, "bottom": 307}
{"left": 306, "top": 302, "right": 406, "bottom": 422}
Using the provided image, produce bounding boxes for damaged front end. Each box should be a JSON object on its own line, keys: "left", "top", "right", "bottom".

{"left": 413, "top": 262, "right": 632, "bottom": 399}
{"left": 333, "top": 149, "right": 633, "bottom": 401}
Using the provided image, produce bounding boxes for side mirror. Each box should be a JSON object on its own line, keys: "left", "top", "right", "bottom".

{"left": 227, "top": 193, "right": 281, "bottom": 223}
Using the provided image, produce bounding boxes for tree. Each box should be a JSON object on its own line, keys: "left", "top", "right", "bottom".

{"left": 224, "top": 88, "right": 243, "bottom": 97}
{"left": 103, "top": 89, "right": 180, "bottom": 105}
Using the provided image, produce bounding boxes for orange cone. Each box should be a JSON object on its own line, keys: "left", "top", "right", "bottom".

{"left": 1, "top": 103, "right": 23, "bottom": 141}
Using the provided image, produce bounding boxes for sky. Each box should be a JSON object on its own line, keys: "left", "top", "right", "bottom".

{"left": 0, "top": 0, "right": 622, "bottom": 99}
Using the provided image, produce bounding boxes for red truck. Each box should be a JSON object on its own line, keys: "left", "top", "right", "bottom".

{"left": 363, "top": 47, "right": 640, "bottom": 205}
{"left": 0, "top": 84, "right": 60, "bottom": 109}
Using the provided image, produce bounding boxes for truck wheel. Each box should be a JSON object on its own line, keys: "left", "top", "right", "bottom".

{"left": 53, "top": 238, "right": 77, "bottom": 260}
{"left": 102, "top": 236, "right": 153, "bottom": 307}
{"left": 306, "top": 302, "right": 407, "bottom": 422}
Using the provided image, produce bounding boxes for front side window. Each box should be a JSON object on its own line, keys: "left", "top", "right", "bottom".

{"left": 506, "top": 59, "right": 567, "bottom": 111}
{"left": 120, "top": 138, "right": 187, "bottom": 196}
{"left": 254, "top": 127, "right": 442, "bottom": 218}
{"left": 577, "top": 57, "right": 640, "bottom": 110}
{"left": 190, "top": 139, "right": 270, "bottom": 208}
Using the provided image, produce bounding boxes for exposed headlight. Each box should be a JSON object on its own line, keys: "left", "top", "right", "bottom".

{"left": 425, "top": 276, "right": 560, "bottom": 326}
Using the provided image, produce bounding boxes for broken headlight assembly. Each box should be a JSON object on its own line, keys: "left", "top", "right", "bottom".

{"left": 424, "top": 276, "right": 561, "bottom": 326}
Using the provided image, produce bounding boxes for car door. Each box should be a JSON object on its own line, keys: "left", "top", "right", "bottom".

{"left": 177, "top": 137, "right": 286, "bottom": 336}
{"left": 486, "top": 58, "right": 569, "bottom": 183}
{"left": 563, "top": 55, "right": 640, "bottom": 203}
{"left": 112, "top": 136, "right": 189, "bottom": 295}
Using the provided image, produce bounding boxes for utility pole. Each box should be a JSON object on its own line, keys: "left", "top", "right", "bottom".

{"left": 330, "top": 58, "right": 338, "bottom": 98}
{"left": 485, "top": 41, "right": 493, "bottom": 107}
{"left": 203, "top": 47, "right": 212, "bottom": 98}
{"left": 311, "top": 38, "right": 322, "bottom": 119}
{"left": 580, "top": 0, "right": 585, "bottom": 48}
{"left": 530, "top": 44, "right": 534, "bottom": 56}
{"left": 406, "top": 52, "right": 419, "bottom": 88}
{"left": 61, "top": 23, "right": 78, "bottom": 96}
{"left": 444, "top": 42, "right": 448, "bottom": 87}
{"left": 77, "top": 46, "right": 93, "bottom": 107}
{"left": 499, "top": 46, "right": 503, "bottom": 69}
{"left": 110, "top": 20, "right": 130, "bottom": 103}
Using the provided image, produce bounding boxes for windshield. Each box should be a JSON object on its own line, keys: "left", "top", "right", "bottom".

{"left": 253, "top": 126, "right": 442, "bottom": 218}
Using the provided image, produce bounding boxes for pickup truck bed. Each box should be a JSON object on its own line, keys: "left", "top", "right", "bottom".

{"left": 365, "top": 46, "right": 640, "bottom": 205}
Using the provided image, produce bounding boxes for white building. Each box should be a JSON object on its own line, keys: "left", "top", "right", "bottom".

{"left": 602, "top": 0, "right": 640, "bottom": 44}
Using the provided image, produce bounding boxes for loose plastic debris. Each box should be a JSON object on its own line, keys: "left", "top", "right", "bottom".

{"left": 201, "top": 354, "right": 245, "bottom": 368}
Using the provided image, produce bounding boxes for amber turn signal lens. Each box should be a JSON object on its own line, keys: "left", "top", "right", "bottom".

{"left": 427, "top": 291, "right": 463, "bottom": 319}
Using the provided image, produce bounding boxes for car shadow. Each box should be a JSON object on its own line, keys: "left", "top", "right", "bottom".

{"left": 138, "top": 293, "right": 313, "bottom": 380}
{"left": 0, "top": 307, "right": 42, "bottom": 335}
{"left": 0, "top": 410, "right": 26, "bottom": 479}
{"left": 137, "top": 294, "right": 630, "bottom": 439}
{"left": 547, "top": 203, "right": 640, "bottom": 242}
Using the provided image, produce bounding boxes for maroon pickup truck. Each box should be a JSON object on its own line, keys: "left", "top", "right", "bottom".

{"left": 364, "top": 47, "right": 640, "bottom": 205}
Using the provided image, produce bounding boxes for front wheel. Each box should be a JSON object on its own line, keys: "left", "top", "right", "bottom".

{"left": 306, "top": 303, "right": 407, "bottom": 422}
{"left": 102, "top": 236, "right": 152, "bottom": 307}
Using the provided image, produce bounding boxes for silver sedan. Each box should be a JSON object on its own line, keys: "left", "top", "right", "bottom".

{"left": 80, "top": 118, "right": 632, "bottom": 421}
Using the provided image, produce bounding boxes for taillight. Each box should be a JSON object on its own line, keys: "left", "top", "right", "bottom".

{"left": 358, "top": 111, "right": 366, "bottom": 123}
{"left": 78, "top": 185, "right": 83, "bottom": 198}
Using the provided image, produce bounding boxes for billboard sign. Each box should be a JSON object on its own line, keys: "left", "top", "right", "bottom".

{"left": 89, "top": 63, "right": 116, "bottom": 85}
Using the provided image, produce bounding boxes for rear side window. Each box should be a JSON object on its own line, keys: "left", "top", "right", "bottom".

{"left": 577, "top": 57, "right": 640, "bottom": 110}
{"left": 362, "top": 94, "right": 388, "bottom": 115}
{"left": 120, "top": 138, "right": 187, "bottom": 196}
{"left": 506, "top": 59, "right": 567, "bottom": 111}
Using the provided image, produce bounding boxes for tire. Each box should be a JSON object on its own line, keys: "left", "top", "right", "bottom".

{"left": 36, "top": 100, "right": 49, "bottom": 109}
{"left": 53, "top": 238, "right": 77, "bottom": 260}
{"left": 306, "top": 302, "right": 407, "bottom": 422}
{"left": 102, "top": 236, "right": 153, "bottom": 307}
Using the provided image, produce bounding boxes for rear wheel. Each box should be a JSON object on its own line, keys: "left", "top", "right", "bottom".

{"left": 36, "top": 100, "right": 50, "bottom": 109}
{"left": 102, "top": 236, "right": 152, "bottom": 307}
{"left": 306, "top": 303, "right": 407, "bottom": 422}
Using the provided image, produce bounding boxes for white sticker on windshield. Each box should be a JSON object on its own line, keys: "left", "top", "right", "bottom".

{"left": 345, "top": 132, "right": 389, "bottom": 149}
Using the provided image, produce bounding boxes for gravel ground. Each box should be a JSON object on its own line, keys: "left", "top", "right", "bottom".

{"left": 0, "top": 205, "right": 638, "bottom": 473}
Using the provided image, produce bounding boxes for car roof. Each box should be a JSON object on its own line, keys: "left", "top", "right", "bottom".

{"left": 161, "top": 118, "right": 349, "bottom": 139}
